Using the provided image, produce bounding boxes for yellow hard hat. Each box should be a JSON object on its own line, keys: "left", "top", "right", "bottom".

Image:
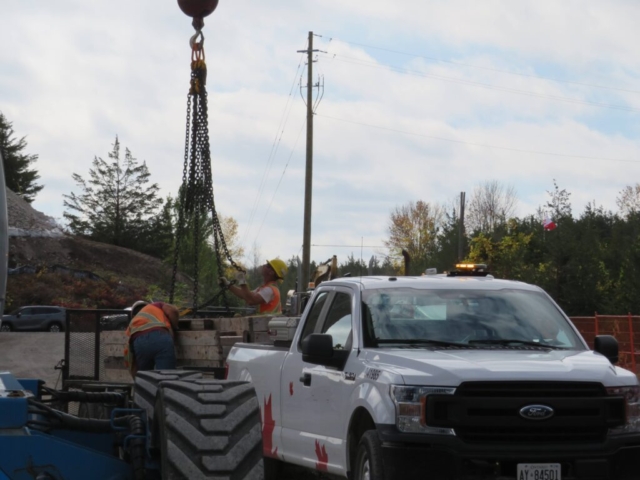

{"left": 267, "top": 258, "right": 288, "bottom": 279}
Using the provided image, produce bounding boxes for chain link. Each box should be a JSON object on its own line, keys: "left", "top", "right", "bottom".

{"left": 169, "top": 54, "right": 244, "bottom": 314}
{"left": 169, "top": 94, "right": 193, "bottom": 304}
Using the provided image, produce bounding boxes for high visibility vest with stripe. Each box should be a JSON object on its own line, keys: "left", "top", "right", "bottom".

{"left": 258, "top": 283, "right": 282, "bottom": 315}
{"left": 124, "top": 304, "right": 173, "bottom": 371}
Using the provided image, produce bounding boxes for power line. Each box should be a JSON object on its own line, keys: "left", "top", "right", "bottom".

{"left": 329, "top": 37, "right": 640, "bottom": 96}
{"left": 253, "top": 119, "right": 307, "bottom": 243}
{"left": 312, "top": 244, "right": 390, "bottom": 248}
{"left": 241, "top": 53, "right": 305, "bottom": 246}
{"left": 316, "top": 113, "right": 640, "bottom": 164}
{"left": 320, "top": 53, "right": 640, "bottom": 114}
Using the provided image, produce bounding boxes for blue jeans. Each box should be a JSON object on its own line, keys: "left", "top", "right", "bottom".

{"left": 132, "top": 329, "right": 177, "bottom": 371}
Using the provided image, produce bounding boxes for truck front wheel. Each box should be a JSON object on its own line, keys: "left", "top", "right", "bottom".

{"left": 354, "top": 430, "right": 386, "bottom": 480}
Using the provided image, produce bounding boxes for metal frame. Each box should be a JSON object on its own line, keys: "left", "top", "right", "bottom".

{"left": 63, "top": 308, "right": 130, "bottom": 384}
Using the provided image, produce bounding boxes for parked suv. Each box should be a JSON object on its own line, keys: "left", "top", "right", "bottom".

{"left": 1, "top": 306, "right": 66, "bottom": 332}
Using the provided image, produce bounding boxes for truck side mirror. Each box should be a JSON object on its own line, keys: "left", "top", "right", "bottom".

{"left": 302, "top": 334, "right": 333, "bottom": 358}
{"left": 301, "top": 333, "right": 349, "bottom": 370}
{"left": 594, "top": 335, "right": 618, "bottom": 364}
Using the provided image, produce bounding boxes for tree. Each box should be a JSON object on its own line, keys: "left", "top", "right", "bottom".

{"left": 63, "top": 136, "right": 162, "bottom": 251}
{"left": 136, "top": 196, "right": 174, "bottom": 260}
{"left": 384, "top": 200, "right": 444, "bottom": 273}
{"left": 0, "top": 112, "right": 43, "bottom": 203}
{"left": 616, "top": 184, "right": 640, "bottom": 218}
{"left": 218, "top": 214, "right": 245, "bottom": 277}
{"left": 466, "top": 180, "right": 518, "bottom": 234}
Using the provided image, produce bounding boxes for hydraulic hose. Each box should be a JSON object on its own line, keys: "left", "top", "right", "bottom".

{"left": 43, "top": 389, "right": 126, "bottom": 406}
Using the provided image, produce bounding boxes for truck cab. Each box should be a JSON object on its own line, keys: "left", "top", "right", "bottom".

{"left": 227, "top": 268, "right": 640, "bottom": 480}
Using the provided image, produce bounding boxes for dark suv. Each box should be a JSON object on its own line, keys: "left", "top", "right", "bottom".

{"left": 1, "top": 306, "right": 66, "bottom": 332}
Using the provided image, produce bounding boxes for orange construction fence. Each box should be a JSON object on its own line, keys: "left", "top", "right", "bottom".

{"left": 569, "top": 313, "right": 639, "bottom": 376}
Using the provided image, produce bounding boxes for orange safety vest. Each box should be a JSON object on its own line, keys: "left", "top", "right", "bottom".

{"left": 258, "top": 282, "right": 282, "bottom": 315}
{"left": 123, "top": 304, "right": 173, "bottom": 373}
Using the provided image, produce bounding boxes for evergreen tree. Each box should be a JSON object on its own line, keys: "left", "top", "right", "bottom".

{"left": 136, "top": 196, "right": 175, "bottom": 260}
{"left": 63, "top": 136, "right": 162, "bottom": 252}
{"left": 0, "top": 112, "right": 43, "bottom": 203}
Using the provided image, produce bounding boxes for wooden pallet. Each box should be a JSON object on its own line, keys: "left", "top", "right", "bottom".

{"left": 99, "top": 316, "right": 274, "bottom": 383}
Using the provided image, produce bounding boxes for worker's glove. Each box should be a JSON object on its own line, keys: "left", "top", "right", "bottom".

{"left": 218, "top": 277, "right": 231, "bottom": 288}
{"left": 234, "top": 271, "right": 247, "bottom": 286}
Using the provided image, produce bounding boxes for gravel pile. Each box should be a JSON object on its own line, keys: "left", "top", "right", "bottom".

{"left": 7, "top": 189, "right": 63, "bottom": 237}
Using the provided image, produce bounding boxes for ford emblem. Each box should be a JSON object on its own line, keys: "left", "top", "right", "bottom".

{"left": 519, "top": 405, "right": 554, "bottom": 421}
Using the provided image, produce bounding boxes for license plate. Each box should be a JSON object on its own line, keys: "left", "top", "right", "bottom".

{"left": 517, "top": 464, "right": 561, "bottom": 480}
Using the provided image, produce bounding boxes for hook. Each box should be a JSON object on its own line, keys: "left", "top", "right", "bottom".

{"left": 189, "top": 30, "right": 205, "bottom": 50}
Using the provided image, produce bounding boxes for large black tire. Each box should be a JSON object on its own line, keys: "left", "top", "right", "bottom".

{"left": 353, "top": 430, "right": 386, "bottom": 480}
{"left": 134, "top": 370, "right": 204, "bottom": 423}
{"left": 0, "top": 323, "right": 12, "bottom": 332}
{"left": 156, "top": 378, "right": 264, "bottom": 479}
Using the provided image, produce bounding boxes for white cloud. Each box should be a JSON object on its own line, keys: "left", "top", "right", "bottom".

{"left": 2, "top": 0, "right": 640, "bottom": 269}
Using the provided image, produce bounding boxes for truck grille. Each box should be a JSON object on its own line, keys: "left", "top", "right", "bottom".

{"left": 426, "top": 382, "right": 624, "bottom": 445}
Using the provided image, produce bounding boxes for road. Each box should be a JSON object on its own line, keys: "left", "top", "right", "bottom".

{"left": 0, "top": 332, "right": 65, "bottom": 387}
{"left": 0, "top": 332, "right": 340, "bottom": 479}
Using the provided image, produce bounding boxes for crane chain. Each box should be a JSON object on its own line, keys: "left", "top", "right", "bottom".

{"left": 169, "top": 50, "right": 244, "bottom": 314}
{"left": 169, "top": 95, "right": 192, "bottom": 304}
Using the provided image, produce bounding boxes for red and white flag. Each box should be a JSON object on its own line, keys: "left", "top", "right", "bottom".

{"left": 543, "top": 217, "right": 557, "bottom": 231}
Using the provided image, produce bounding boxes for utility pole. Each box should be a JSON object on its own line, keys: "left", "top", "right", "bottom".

{"left": 298, "top": 31, "right": 320, "bottom": 292}
{"left": 458, "top": 191, "right": 466, "bottom": 262}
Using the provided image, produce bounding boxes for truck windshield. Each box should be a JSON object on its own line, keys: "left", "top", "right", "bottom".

{"left": 362, "top": 288, "right": 584, "bottom": 349}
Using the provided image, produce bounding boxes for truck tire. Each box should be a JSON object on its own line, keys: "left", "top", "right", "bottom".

{"left": 134, "top": 370, "right": 204, "bottom": 423}
{"left": 156, "top": 378, "right": 264, "bottom": 479}
{"left": 354, "top": 430, "right": 386, "bottom": 480}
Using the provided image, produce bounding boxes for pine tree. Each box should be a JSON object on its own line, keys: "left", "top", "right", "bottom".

{"left": 63, "top": 136, "right": 162, "bottom": 251}
{"left": 0, "top": 112, "right": 43, "bottom": 203}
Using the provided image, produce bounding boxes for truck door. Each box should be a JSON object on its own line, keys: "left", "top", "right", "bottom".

{"left": 281, "top": 288, "right": 355, "bottom": 476}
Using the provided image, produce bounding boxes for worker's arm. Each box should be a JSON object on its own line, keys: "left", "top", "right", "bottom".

{"left": 162, "top": 304, "right": 181, "bottom": 330}
{"left": 228, "top": 285, "right": 266, "bottom": 306}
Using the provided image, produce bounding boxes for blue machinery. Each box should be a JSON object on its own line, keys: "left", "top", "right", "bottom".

{"left": 0, "top": 372, "right": 150, "bottom": 480}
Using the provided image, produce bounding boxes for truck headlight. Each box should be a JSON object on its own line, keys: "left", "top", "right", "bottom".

{"left": 390, "top": 385, "right": 456, "bottom": 435}
{"left": 607, "top": 386, "right": 640, "bottom": 435}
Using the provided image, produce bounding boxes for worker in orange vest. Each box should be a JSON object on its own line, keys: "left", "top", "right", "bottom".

{"left": 219, "top": 258, "right": 288, "bottom": 315}
{"left": 124, "top": 301, "right": 180, "bottom": 377}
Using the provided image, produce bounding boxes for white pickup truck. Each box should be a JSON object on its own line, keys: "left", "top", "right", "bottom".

{"left": 226, "top": 266, "right": 640, "bottom": 480}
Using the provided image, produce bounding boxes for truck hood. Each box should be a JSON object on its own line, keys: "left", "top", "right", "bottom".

{"left": 362, "top": 348, "right": 637, "bottom": 387}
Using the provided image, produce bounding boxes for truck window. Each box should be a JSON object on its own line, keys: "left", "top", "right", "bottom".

{"left": 322, "top": 292, "right": 352, "bottom": 350}
{"left": 362, "top": 288, "right": 585, "bottom": 349}
{"left": 298, "top": 291, "right": 329, "bottom": 347}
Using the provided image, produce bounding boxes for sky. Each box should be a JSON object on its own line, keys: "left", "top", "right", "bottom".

{"left": 2, "top": 0, "right": 640, "bottom": 270}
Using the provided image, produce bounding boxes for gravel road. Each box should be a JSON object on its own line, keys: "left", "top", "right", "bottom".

{"left": 0, "top": 332, "right": 340, "bottom": 479}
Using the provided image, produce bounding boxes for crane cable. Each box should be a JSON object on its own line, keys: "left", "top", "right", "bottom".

{"left": 169, "top": 29, "right": 244, "bottom": 314}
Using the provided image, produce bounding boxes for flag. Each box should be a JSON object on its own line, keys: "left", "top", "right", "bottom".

{"left": 543, "top": 217, "right": 557, "bottom": 231}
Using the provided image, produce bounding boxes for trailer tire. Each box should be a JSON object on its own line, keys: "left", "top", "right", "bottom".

{"left": 354, "top": 430, "right": 386, "bottom": 480}
{"left": 156, "top": 378, "right": 264, "bottom": 479}
{"left": 134, "top": 370, "right": 203, "bottom": 423}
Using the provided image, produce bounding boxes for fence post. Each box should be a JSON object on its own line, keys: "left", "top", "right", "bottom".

{"left": 629, "top": 312, "right": 636, "bottom": 373}
{"left": 594, "top": 311, "right": 599, "bottom": 336}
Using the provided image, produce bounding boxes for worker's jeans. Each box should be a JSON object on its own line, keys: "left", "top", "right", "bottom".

{"left": 132, "top": 330, "right": 177, "bottom": 371}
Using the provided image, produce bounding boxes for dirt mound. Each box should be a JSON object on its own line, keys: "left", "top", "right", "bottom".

{"left": 6, "top": 190, "right": 189, "bottom": 309}
{"left": 9, "top": 236, "right": 179, "bottom": 286}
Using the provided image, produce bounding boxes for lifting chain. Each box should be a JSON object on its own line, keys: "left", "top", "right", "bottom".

{"left": 169, "top": 33, "right": 244, "bottom": 313}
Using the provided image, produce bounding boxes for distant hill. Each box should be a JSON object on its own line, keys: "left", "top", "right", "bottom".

{"left": 6, "top": 190, "right": 186, "bottom": 310}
